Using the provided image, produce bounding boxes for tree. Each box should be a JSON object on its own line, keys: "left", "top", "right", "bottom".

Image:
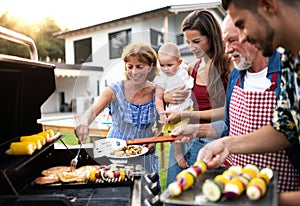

{"left": 0, "top": 13, "right": 65, "bottom": 62}
{"left": 35, "top": 17, "right": 65, "bottom": 62}
{"left": 0, "top": 12, "right": 33, "bottom": 58}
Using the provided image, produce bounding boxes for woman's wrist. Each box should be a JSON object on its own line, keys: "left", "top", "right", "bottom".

{"left": 163, "top": 92, "right": 172, "bottom": 104}
{"left": 180, "top": 110, "right": 191, "bottom": 118}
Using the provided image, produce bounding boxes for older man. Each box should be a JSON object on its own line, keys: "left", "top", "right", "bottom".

{"left": 172, "top": 14, "right": 299, "bottom": 192}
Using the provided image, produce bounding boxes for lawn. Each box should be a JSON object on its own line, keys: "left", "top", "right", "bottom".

{"left": 58, "top": 131, "right": 171, "bottom": 192}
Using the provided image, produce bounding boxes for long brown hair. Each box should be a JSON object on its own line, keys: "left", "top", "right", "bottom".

{"left": 181, "top": 10, "right": 231, "bottom": 108}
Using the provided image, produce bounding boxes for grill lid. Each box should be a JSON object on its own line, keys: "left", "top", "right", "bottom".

{"left": 0, "top": 26, "right": 56, "bottom": 144}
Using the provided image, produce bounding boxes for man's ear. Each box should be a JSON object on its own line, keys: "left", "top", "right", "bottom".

{"left": 258, "top": 0, "right": 278, "bottom": 15}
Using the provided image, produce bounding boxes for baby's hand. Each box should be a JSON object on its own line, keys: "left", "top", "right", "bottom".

{"left": 159, "top": 114, "right": 167, "bottom": 124}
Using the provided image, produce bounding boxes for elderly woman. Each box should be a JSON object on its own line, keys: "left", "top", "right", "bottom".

{"left": 75, "top": 42, "right": 159, "bottom": 173}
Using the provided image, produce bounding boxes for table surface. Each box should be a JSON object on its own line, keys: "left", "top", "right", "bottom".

{"left": 38, "top": 115, "right": 110, "bottom": 137}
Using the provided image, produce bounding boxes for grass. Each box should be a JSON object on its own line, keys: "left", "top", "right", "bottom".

{"left": 156, "top": 142, "right": 170, "bottom": 192}
{"left": 58, "top": 131, "right": 171, "bottom": 192}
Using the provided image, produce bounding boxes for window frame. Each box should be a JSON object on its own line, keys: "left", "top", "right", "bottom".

{"left": 74, "top": 37, "right": 92, "bottom": 64}
{"left": 108, "top": 29, "right": 131, "bottom": 59}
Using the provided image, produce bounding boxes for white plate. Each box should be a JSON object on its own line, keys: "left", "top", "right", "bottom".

{"left": 106, "top": 145, "right": 148, "bottom": 159}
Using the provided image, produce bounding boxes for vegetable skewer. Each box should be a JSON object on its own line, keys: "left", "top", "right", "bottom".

{"left": 167, "top": 160, "right": 207, "bottom": 196}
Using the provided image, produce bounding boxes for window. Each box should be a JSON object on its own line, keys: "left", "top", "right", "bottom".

{"left": 150, "top": 29, "right": 164, "bottom": 52}
{"left": 109, "top": 29, "right": 131, "bottom": 59}
{"left": 176, "top": 33, "right": 184, "bottom": 45}
{"left": 74, "top": 38, "right": 92, "bottom": 64}
{"left": 176, "top": 33, "right": 192, "bottom": 56}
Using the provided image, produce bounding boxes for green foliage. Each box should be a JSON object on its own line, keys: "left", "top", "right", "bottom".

{"left": 0, "top": 12, "right": 65, "bottom": 61}
{"left": 35, "top": 17, "right": 65, "bottom": 61}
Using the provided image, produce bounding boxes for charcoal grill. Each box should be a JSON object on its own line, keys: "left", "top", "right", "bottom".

{"left": 0, "top": 26, "right": 162, "bottom": 206}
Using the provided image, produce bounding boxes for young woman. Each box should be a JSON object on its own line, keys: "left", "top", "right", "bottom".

{"left": 164, "top": 10, "right": 231, "bottom": 188}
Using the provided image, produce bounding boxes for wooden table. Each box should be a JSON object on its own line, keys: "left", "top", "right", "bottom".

{"left": 40, "top": 118, "right": 110, "bottom": 137}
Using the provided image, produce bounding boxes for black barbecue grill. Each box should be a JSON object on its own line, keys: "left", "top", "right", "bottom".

{"left": 0, "top": 26, "right": 162, "bottom": 206}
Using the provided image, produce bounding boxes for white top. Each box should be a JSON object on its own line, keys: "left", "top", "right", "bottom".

{"left": 154, "top": 63, "right": 194, "bottom": 110}
{"left": 244, "top": 67, "right": 271, "bottom": 92}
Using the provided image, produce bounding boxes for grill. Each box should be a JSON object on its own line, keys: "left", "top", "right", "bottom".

{"left": 0, "top": 26, "right": 162, "bottom": 206}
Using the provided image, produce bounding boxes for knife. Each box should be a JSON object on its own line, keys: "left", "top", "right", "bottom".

{"left": 93, "top": 136, "right": 176, "bottom": 158}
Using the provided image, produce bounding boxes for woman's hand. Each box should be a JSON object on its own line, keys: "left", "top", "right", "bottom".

{"left": 74, "top": 124, "right": 90, "bottom": 143}
{"left": 143, "top": 143, "right": 155, "bottom": 154}
{"left": 164, "top": 110, "right": 183, "bottom": 124}
{"left": 164, "top": 85, "right": 189, "bottom": 104}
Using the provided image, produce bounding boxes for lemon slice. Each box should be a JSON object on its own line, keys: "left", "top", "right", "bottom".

{"left": 257, "top": 172, "right": 270, "bottom": 184}
{"left": 244, "top": 164, "right": 259, "bottom": 174}
{"left": 242, "top": 168, "right": 257, "bottom": 180}
{"left": 214, "top": 174, "right": 230, "bottom": 189}
{"left": 228, "top": 165, "right": 243, "bottom": 175}
{"left": 247, "top": 177, "right": 267, "bottom": 195}
{"left": 176, "top": 170, "right": 195, "bottom": 190}
{"left": 260, "top": 167, "right": 274, "bottom": 180}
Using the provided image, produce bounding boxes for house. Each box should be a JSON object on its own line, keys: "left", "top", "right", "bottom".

{"left": 41, "top": 63, "right": 103, "bottom": 114}
{"left": 48, "top": 1, "right": 226, "bottom": 114}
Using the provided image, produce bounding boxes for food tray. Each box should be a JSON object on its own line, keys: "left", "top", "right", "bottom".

{"left": 160, "top": 167, "right": 278, "bottom": 206}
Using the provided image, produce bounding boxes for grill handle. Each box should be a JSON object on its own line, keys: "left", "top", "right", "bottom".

{"left": 126, "top": 136, "right": 176, "bottom": 145}
{"left": 0, "top": 26, "right": 38, "bottom": 60}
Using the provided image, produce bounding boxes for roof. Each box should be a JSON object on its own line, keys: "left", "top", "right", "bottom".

{"left": 53, "top": 62, "right": 103, "bottom": 78}
{"left": 53, "top": 63, "right": 103, "bottom": 71}
{"left": 54, "top": 2, "right": 225, "bottom": 39}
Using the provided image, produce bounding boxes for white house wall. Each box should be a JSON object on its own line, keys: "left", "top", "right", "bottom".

{"left": 41, "top": 76, "right": 100, "bottom": 114}
{"left": 64, "top": 9, "right": 223, "bottom": 69}
{"left": 56, "top": 7, "right": 225, "bottom": 114}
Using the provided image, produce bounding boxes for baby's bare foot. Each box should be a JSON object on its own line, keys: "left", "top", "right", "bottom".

{"left": 175, "top": 153, "right": 189, "bottom": 168}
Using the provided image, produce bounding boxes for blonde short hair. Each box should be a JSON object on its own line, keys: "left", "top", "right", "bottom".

{"left": 158, "top": 42, "right": 180, "bottom": 59}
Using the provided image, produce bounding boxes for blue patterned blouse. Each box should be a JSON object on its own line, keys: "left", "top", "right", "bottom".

{"left": 106, "top": 80, "right": 159, "bottom": 173}
{"left": 107, "top": 80, "right": 157, "bottom": 140}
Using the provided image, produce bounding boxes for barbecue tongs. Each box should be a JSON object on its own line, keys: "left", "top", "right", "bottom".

{"left": 70, "top": 142, "right": 82, "bottom": 172}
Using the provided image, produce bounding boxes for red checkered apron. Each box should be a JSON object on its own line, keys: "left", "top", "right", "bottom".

{"left": 226, "top": 73, "right": 300, "bottom": 192}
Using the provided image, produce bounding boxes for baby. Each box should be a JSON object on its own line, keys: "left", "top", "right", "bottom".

{"left": 154, "top": 42, "right": 194, "bottom": 168}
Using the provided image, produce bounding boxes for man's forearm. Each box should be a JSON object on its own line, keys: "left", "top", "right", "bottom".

{"left": 197, "top": 124, "right": 218, "bottom": 138}
{"left": 279, "top": 191, "right": 300, "bottom": 206}
{"left": 223, "top": 125, "right": 292, "bottom": 154}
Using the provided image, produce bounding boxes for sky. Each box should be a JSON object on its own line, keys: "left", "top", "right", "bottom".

{"left": 0, "top": 0, "right": 218, "bottom": 30}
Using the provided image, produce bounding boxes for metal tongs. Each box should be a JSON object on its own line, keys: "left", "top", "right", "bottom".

{"left": 70, "top": 142, "right": 82, "bottom": 172}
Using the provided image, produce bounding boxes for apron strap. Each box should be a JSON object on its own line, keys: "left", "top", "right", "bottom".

{"left": 268, "top": 72, "right": 278, "bottom": 91}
